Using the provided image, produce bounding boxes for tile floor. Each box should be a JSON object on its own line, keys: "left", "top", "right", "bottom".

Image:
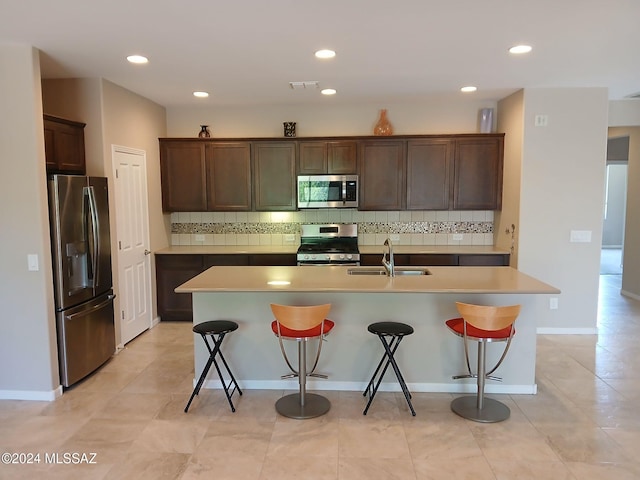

{"left": 1, "top": 275, "right": 640, "bottom": 479}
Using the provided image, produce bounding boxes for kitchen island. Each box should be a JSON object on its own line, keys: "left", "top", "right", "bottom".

{"left": 176, "top": 265, "right": 559, "bottom": 394}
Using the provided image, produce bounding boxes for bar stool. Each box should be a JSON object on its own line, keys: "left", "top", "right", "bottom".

{"left": 446, "top": 302, "right": 520, "bottom": 423}
{"left": 270, "top": 303, "right": 334, "bottom": 419}
{"left": 184, "top": 320, "right": 242, "bottom": 413}
{"left": 363, "top": 321, "right": 416, "bottom": 416}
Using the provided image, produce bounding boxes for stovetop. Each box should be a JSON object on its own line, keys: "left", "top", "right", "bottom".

{"left": 297, "top": 224, "right": 360, "bottom": 263}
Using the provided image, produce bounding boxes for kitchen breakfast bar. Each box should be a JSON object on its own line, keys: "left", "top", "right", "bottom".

{"left": 175, "top": 265, "right": 559, "bottom": 395}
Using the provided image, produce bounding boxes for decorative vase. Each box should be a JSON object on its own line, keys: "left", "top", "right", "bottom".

{"left": 198, "top": 125, "right": 211, "bottom": 138}
{"left": 373, "top": 109, "right": 393, "bottom": 136}
{"left": 283, "top": 122, "right": 296, "bottom": 137}
{"left": 479, "top": 108, "right": 494, "bottom": 133}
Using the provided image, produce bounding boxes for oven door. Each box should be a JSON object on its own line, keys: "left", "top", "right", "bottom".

{"left": 297, "top": 260, "right": 360, "bottom": 266}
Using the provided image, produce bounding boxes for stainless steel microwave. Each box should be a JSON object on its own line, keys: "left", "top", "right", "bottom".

{"left": 297, "top": 175, "right": 358, "bottom": 209}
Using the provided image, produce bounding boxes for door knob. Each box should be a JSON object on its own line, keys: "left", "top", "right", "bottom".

{"left": 144, "top": 249, "right": 151, "bottom": 256}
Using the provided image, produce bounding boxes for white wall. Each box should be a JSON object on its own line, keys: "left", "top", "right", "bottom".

{"left": 0, "top": 45, "right": 60, "bottom": 399}
{"left": 167, "top": 97, "right": 498, "bottom": 138}
{"left": 608, "top": 126, "right": 640, "bottom": 299}
{"left": 495, "top": 90, "right": 524, "bottom": 267}
{"left": 518, "top": 88, "right": 609, "bottom": 333}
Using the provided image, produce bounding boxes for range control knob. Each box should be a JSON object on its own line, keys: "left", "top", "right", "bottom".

{"left": 339, "top": 254, "right": 345, "bottom": 260}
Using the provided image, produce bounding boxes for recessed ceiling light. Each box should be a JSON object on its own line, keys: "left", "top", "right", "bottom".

{"left": 321, "top": 88, "right": 336, "bottom": 95}
{"left": 509, "top": 45, "right": 532, "bottom": 54}
{"left": 193, "top": 91, "right": 209, "bottom": 98}
{"left": 126, "top": 55, "right": 148, "bottom": 64}
{"left": 460, "top": 86, "right": 477, "bottom": 93}
{"left": 315, "top": 49, "right": 336, "bottom": 59}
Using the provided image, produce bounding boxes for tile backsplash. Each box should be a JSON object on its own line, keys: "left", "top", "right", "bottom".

{"left": 171, "top": 210, "right": 495, "bottom": 247}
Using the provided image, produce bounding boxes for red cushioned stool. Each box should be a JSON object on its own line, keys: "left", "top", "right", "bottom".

{"left": 446, "top": 302, "right": 520, "bottom": 423}
{"left": 271, "top": 304, "right": 334, "bottom": 419}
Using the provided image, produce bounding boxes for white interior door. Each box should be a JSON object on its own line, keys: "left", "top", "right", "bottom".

{"left": 112, "top": 145, "right": 152, "bottom": 344}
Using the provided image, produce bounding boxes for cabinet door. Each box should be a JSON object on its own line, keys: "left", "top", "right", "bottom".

{"left": 160, "top": 141, "right": 207, "bottom": 212}
{"left": 206, "top": 143, "right": 252, "bottom": 211}
{"left": 252, "top": 142, "right": 297, "bottom": 211}
{"left": 202, "top": 254, "right": 249, "bottom": 269}
{"left": 408, "top": 254, "right": 457, "bottom": 266}
{"left": 328, "top": 141, "right": 357, "bottom": 173}
{"left": 155, "top": 255, "right": 203, "bottom": 321}
{"left": 44, "top": 115, "right": 86, "bottom": 174}
{"left": 458, "top": 254, "right": 509, "bottom": 266}
{"left": 249, "top": 254, "right": 297, "bottom": 266}
{"left": 406, "top": 139, "right": 452, "bottom": 210}
{"left": 298, "top": 141, "right": 357, "bottom": 174}
{"left": 298, "top": 142, "right": 327, "bottom": 174}
{"left": 358, "top": 140, "right": 406, "bottom": 210}
{"left": 453, "top": 136, "right": 503, "bottom": 210}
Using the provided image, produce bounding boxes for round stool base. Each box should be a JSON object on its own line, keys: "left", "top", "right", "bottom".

{"left": 276, "top": 393, "right": 331, "bottom": 419}
{"left": 450, "top": 395, "right": 510, "bottom": 423}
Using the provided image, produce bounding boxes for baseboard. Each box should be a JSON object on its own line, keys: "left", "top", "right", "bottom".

{"left": 0, "top": 385, "right": 63, "bottom": 402}
{"left": 622, "top": 289, "right": 640, "bottom": 301}
{"left": 199, "top": 379, "right": 537, "bottom": 395}
{"left": 151, "top": 316, "right": 161, "bottom": 328}
{"left": 537, "top": 327, "right": 598, "bottom": 335}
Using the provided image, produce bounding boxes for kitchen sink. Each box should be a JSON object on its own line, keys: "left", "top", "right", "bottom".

{"left": 347, "top": 267, "right": 431, "bottom": 276}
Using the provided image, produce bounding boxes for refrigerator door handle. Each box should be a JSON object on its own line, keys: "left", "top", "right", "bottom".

{"left": 65, "top": 294, "right": 116, "bottom": 321}
{"left": 86, "top": 185, "right": 100, "bottom": 289}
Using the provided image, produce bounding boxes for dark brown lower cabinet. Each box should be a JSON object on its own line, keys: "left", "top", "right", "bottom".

{"left": 360, "top": 253, "right": 508, "bottom": 267}
{"left": 155, "top": 253, "right": 296, "bottom": 321}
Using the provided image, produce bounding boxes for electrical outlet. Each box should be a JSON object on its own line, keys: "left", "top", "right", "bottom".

{"left": 284, "top": 234, "right": 295, "bottom": 243}
{"left": 195, "top": 234, "right": 205, "bottom": 242}
{"left": 534, "top": 114, "right": 548, "bottom": 127}
{"left": 549, "top": 297, "right": 559, "bottom": 310}
{"left": 452, "top": 233, "right": 464, "bottom": 241}
{"left": 390, "top": 234, "right": 400, "bottom": 242}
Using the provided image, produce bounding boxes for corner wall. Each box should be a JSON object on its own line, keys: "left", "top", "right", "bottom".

{"left": 519, "top": 88, "right": 609, "bottom": 333}
{"left": 608, "top": 125, "right": 640, "bottom": 299}
{"left": 0, "top": 45, "right": 60, "bottom": 399}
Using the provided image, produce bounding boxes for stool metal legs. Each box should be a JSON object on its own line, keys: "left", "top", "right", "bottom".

{"left": 363, "top": 334, "right": 415, "bottom": 416}
{"left": 450, "top": 339, "right": 510, "bottom": 423}
{"left": 185, "top": 331, "right": 242, "bottom": 413}
{"left": 275, "top": 338, "right": 331, "bottom": 419}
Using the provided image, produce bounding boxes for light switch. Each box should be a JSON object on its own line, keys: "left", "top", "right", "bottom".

{"left": 570, "top": 230, "right": 592, "bottom": 243}
{"left": 27, "top": 254, "right": 39, "bottom": 271}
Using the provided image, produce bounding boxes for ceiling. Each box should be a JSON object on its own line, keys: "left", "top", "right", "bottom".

{"left": 2, "top": 0, "right": 639, "bottom": 108}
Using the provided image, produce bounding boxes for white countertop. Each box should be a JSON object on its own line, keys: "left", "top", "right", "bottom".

{"left": 176, "top": 265, "right": 558, "bottom": 295}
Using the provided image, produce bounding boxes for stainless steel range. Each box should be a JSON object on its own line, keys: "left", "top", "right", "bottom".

{"left": 297, "top": 224, "right": 360, "bottom": 265}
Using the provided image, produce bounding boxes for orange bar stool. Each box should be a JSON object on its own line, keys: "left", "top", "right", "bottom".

{"left": 363, "top": 321, "right": 416, "bottom": 416}
{"left": 446, "top": 302, "right": 521, "bottom": 423}
{"left": 270, "top": 303, "right": 334, "bottom": 419}
{"left": 184, "top": 320, "right": 242, "bottom": 413}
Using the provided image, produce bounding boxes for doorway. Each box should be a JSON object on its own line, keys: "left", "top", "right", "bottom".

{"left": 112, "top": 145, "right": 153, "bottom": 344}
{"left": 601, "top": 136, "right": 629, "bottom": 275}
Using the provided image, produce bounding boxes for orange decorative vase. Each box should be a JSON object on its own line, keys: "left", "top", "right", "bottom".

{"left": 373, "top": 109, "right": 393, "bottom": 136}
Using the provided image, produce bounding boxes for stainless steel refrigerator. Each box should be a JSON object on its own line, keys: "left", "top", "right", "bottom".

{"left": 48, "top": 174, "right": 116, "bottom": 387}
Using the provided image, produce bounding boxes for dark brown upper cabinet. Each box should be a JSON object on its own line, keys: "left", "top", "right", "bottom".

{"left": 406, "top": 139, "right": 453, "bottom": 210}
{"left": 44, "top": 115, "right": 86, "bottom": 174}
{"left": 205, "top": 143, "right": 252, "bottom": 211}
{"left": 358, "top": 140, "right": 406, "bottom": 210}
{"left": 297, "top": 140, "right": 358, "bottom": 174}
{"left": 160, "top": 141, "right": 207, "bottom": 211}
{"left": 452, "top": 136, "right": 503, "bottom": 210}
{"left": 252, "top": 141, "right": 297, "bottom": 211}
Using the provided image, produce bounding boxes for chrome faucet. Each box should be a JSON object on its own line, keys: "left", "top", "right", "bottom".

{"left": 382, "top": 238, "right": 395, "bottom": 277}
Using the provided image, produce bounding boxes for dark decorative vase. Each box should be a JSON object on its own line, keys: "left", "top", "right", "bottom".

{"left": 198, "top": 125, "right": 211, "bottom": 138}
{"left": 373, "top": 109, "right": 393, "bottom": 136}
{"left": 283, "top": 122, "right": 296, "bottom": 137}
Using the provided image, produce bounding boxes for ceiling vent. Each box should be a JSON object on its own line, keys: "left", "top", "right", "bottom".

{"left": 289, "top": 81, "right": 319, "bottom": 90}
